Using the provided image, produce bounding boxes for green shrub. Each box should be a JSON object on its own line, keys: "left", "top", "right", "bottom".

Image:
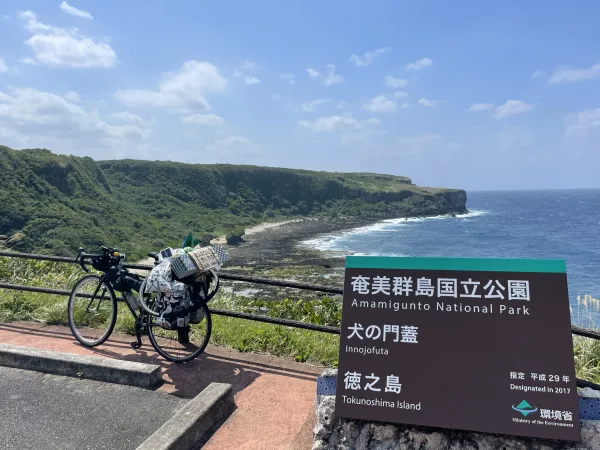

{"left": 6, "top": 254, "right": 600, "bottom": 374}
{"left": 225, "top": 228, "right": 245, "bottom": 245}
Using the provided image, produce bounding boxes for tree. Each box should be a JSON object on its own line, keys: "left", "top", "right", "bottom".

{"left": 297, "top": 200, "right": 309, "bottom": 215}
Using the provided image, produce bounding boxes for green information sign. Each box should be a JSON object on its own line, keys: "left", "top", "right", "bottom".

{"left": 336, "top": 256, "right": 581, "bottom": 442}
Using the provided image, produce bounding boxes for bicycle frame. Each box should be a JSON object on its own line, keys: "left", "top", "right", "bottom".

{"left": 74, "top": 246, "right": 219, "bottom": 355}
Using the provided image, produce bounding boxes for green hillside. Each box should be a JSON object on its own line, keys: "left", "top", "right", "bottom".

{"left": 0, "top": 146, "right": 467, "bottom": 259}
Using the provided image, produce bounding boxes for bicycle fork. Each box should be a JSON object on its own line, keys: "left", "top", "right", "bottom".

{"left": 86, "top": 285, "right": 107, "bottom": 313}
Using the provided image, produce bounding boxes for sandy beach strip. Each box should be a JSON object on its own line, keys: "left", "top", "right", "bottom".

{"left": 211, "top": 219, "right": 304, "bottom": 244}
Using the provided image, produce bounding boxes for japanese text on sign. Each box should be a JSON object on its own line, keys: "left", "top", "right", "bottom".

{"left": 351, "top": 275, "right": 530, "bottom": 300}
{"left": 348, "top": 323, "right": 419, "bottom": 343}
{"left": 344, "top": 371, "right": 403, "bottom": 393}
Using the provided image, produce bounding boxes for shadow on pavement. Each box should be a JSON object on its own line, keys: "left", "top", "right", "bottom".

{"left": 0, "top": 321, "right": 320, "bottom": 398}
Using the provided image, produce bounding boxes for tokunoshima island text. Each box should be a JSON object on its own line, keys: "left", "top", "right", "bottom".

{"left": 342, "top": 395, "right": 421, "bottom": 410}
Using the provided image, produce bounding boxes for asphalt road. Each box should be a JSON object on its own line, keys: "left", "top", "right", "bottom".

{"left": 0, "top": 366, "right": 187, "bottom": 450}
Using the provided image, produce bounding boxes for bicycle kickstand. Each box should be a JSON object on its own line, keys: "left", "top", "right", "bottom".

{"left": 130, "top": 321, "right": 143, "bottom": 349}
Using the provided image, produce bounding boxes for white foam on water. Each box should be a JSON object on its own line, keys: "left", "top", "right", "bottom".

{"left": 300, "top": 210, "right": 487, "bottom": 252}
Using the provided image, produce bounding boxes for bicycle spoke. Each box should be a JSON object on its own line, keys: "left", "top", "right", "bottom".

{"left": 69, "top": 275, "right": 117, "bottom": 347}
{"left": 148, "top": 304, "right": 211, "bottom": 363}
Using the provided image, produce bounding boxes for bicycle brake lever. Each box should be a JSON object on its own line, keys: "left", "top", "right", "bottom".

{"left": 76, "top": 248, "right": 89, "bottom": 272}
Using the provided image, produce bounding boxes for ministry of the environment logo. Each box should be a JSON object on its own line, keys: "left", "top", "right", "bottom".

{"left": 512, "top": 400, "right": 538, "bottom": 417}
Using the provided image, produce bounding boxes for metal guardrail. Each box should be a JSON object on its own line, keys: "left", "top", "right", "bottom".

{"left": 0, "top": 251, "right": 344, "bottom": 296}
{"left": 1, "top": 250, "right": 600, "bottom": 389}
{"left": 0, "top": 250, "right": 342, "bottom": 334}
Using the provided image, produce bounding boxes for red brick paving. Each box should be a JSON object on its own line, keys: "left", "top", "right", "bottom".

{"left": 0, "top": 321, "right": 322, "bottom": 449}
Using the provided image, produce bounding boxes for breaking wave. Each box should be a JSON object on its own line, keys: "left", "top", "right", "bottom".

{"left": 300, "top": 210, "right": 487, "bottom": 253}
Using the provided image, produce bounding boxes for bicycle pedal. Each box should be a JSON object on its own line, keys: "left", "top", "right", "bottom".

{"left": 130, "top": 341, "right": 142, "bottom": 349}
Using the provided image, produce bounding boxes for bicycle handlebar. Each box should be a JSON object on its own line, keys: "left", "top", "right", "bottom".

{"left": 76, "top": 246, "right": 219, "bottom": 297}
{"left": 76, "top": 247, "right": 109, "bottom": 273}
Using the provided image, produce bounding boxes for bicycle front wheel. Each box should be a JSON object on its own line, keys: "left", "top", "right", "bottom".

{"left": 148, "top": 304, "right": 212, "bottom": 363}
{"left": 68, "top": 274, "right": 117, "bottom": 347}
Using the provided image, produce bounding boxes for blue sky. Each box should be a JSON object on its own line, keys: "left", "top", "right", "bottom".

{"left": 0, "top": 0, "right": 599, "bottom": 191}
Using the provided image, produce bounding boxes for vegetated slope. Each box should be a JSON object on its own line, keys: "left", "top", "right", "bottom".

{"left": 98, "top": 159, "right": 466, "bottom": 219}
{"left": 0, "top": 146, "right": 467, "bottom": 259}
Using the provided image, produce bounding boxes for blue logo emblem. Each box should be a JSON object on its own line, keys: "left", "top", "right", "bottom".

{"left": 512, "top": 400, "right": 538, "bottom": 417}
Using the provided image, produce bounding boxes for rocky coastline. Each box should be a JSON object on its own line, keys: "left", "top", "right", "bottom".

{"left": 221, "top": 208, "right": 470, "bottom": 300}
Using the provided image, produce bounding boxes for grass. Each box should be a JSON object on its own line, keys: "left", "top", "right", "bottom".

{"left": 2, "top": 252, "right": 600, "bottom": 375}
{"left": 0, "top": 253, "right": 340, "bottom": 366}
{"left": 572, "top": 295, "right": 600, "bottom": 384}
{"left": 210, "top": 315, "right": 339, "bottom": 365}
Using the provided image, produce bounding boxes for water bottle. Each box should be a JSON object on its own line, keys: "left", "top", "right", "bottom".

{"left": 124, "top": 291, "right": 141, "bottom": 311}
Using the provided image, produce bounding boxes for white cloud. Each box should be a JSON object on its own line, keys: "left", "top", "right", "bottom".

{"left": 393, "top": 91, "right": 409, "bottom": 98}
{"left": 418, "top": 98, "right": 438, "bottom": 107}
{"left": 59, "top": 2, "right": 93, "bottom": 20}
{"left": 18, "top": 10, "right": 115, "bottom": 68}
{"left": 115, "top": 60, "right": 227, "bottom": 113}
{"left": 211, "top": 136, "right": 251, "bottom": 146}
{"left": 339, "top": 120, "right": 389, "bottom": 145}
{"left": 363, "top": 95, "right": 397, "bottom": 113}
{"left": 0, "top": 58, "right": 7, "bottom": 73}
{"left": 240, "top": 60, "right": 257, "bottom": 71}
{"left": 280, "top": 73, "right": 296, "bottom": 84}
{"left": 405, "top": 58, "right": 433, "bottom": 71}
{"left": 307, "top": 65, "right": 343, "bottom": 85}
{"left": 297, "top": 115, "right": 361, "bottom": 133}
{"left": 565, "top": 108, "right": 600, "bottom": 137}
{"left": 64, "top": 90, "right": 80, "bottom": 102}
{"left": 20, "top": 57, "right": 37, "bottom": 65}
{"left": 385, "top": 76, "right": 408, "bottom": 88}
{"left": 110, "top": 111, "right": 152, "bottom": 128}
{"left": 336, "top": 100, "right": 346, "bottom": 109}
{"left": 467, "top": 103, "right": 494, "bottom": 112}
{"left": 467, "top": 100, "right": 534, "bottom": 119}
{"left": 299, "top": 98, "right": 331, "bottom": 112}
{"left": 532, "top": 70, "right": 545, "bottom": 79}
{"left": 244, "top": 76, "right": 260, "bottom": 85}
{"left": 324, "top": 64, "right": 344, "bottom": 86}
{"left": 549, "top": 63, "right": 600, "bottom": 84}
{"left": 234, "top": 61, "right": 258, "bottom": 85}
{"left": 349, "top": 47, "right": 392, "bottom": 67}
{"left": 181, "top": 113, "right": 224, "bottom": 126}
{"left": 0, "top": 86, "right": 151, "bottom": 148}
{"left": 493, "top": 100, "right": 534, "bottom": 119}
{"left": 399, "top": 102, "right": 410, "bottom": 109}
{"left": 307, "top": 68, "right": 320, "bottom": 79}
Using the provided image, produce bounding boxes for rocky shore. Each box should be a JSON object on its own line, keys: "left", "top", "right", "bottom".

{"left": 220, "top": 212, "right": 468, "bottom": 300}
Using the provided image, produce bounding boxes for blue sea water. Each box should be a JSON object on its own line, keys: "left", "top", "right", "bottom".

{"left": 304, "top": 190, "right": 600, "bottom": 325}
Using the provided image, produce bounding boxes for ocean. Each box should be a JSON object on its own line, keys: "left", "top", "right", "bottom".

{"left": 304, "top": 190, "right": 600, "bottom": 326}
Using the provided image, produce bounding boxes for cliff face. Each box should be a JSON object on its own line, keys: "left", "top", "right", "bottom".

{"left": 0, "top": 147, "right": 467, "bottom": 258}
{"left": 98, "top": 160, "right": 467, "bottom": 215}
{"left": 435, "top": 190, "right": 468, "bottom": 214}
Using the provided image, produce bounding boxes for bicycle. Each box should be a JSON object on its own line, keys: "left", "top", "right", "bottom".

{"left": 68, "top": 246, "right": 219, "bottom": 363}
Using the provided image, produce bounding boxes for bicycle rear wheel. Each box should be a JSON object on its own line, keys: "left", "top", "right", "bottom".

{"left": 68, "top": 274, "right": 117, "bottom": 347}
{"left": 148, "top": 304, "right": 212, "bottom": 363}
